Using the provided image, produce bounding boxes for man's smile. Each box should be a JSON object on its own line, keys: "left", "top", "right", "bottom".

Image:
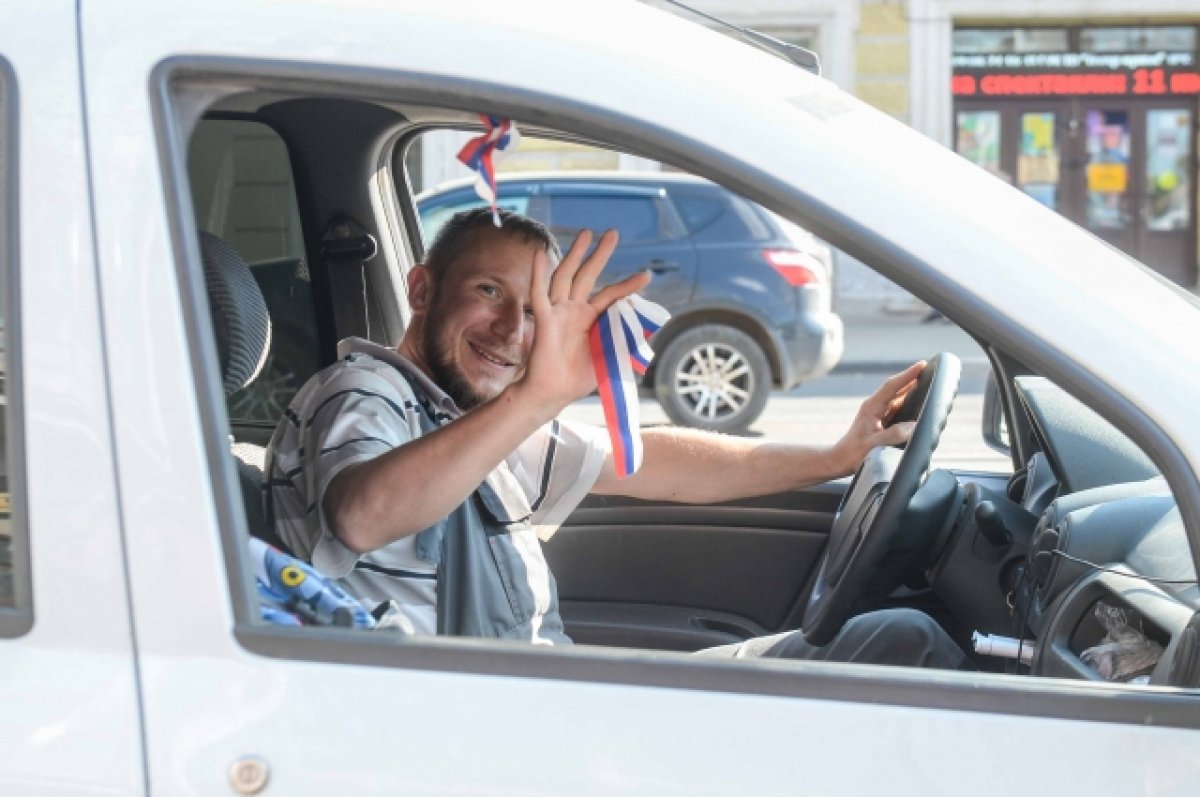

{"left": 468, "top": 341, "right": 518, "bottom": 368}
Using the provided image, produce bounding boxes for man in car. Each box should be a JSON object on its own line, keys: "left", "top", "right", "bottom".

{"left": 266, "top": 208, "right": 967, "bottom": 668}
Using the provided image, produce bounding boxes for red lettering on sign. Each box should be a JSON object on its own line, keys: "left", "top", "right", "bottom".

{"left": 1170, "top": 72, "right": 1200, "bottom": 93}
{"left": 951, "top": 75, "right": 977, "bottom": 95}
{"left": 1132, "top": 68, "right": 1168, "bottom": 94}
{"left": 975, "top": 72, "right": 1129, "bottom": 96}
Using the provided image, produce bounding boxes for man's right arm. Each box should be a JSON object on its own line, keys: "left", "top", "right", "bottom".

{"left": 324, "top": 229, "right": 650, "bottom": 555}
{"left": 322, "top": 381, "right": 556, "bottom": 554}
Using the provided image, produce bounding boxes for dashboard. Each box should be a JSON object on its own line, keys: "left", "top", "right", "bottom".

{"left": 926, "top": 376, "right": 1200, "bottom": 686}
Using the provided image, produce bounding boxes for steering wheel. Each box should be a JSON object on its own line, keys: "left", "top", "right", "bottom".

{"left": 801, "top": 352, "right": 962, "bottom": 646}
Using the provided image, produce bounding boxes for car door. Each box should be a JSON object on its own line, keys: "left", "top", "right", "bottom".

{"left": 545, "top": 488, "right": 844, "bottom": 650}
{"left": 83, "top": 3, "right": 1200, "bottom": 796}
{"left": 0, "top": 3, "right": 145, "bottom": 794}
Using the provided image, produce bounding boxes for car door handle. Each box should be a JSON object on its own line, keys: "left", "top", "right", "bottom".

{"left": 647, "top": 259, "right": 680, "bottom": 274}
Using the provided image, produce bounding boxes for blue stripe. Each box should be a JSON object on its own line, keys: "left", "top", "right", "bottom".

{"left": 635, "top": 308, "right": 662, "bottom": 335}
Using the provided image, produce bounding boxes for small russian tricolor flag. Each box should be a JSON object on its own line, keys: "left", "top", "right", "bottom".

{"left": 457, "top": 114, "right": 520, "bottom": 226}
{"left": 589, "top": 294, "right": 671, "bottom": 478}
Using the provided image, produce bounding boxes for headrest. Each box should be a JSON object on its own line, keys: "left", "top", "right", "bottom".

{"left": 199, "top": 231, "right": 271, "bottom": 396}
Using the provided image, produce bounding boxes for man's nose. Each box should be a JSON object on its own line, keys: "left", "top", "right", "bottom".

{"left": 491, "top": 298, "right": 524, "bottom": 342}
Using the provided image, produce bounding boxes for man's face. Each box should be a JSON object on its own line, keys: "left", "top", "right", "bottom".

{"left": 417, "top": 229, "right": 543, "bottom": 410}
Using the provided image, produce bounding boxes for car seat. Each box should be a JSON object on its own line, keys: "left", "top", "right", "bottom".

{"left": 198, "top": 230, "right": 291, "bottom": 552}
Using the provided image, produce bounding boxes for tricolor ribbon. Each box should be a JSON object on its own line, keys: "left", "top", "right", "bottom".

{"left": 590, "top": 294, "right": 671, "bottom": 478}
{"left": 456, "top": 114, "right": 521, "bottom": 226}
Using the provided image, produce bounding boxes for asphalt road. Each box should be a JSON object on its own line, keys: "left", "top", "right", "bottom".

{"left": 561, "top": 369, "right": 1013, "bottom": 474}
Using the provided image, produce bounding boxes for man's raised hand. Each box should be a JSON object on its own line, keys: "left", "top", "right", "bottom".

{"left": 521, "top": 229, "right": 651, "bottom": 414}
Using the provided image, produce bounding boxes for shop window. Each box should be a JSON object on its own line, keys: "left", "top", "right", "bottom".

{"left": 1085, "top": 110, "right": 1131, "bottom": 230}
{"left": 1018, "top": 112, "right": 1059, "bottom": 211}
{"left": 956, "top": 110, "right": 1001, "bottom": 176}
{"left": 1145, "top": 109, "right": 1192, "bottom": 232}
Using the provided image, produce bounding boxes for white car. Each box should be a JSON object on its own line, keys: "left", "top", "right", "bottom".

{"left": 2, "top": 1, "right": 1198, "bottom": 796}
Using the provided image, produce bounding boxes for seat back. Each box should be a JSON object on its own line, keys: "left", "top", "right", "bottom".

{"left": 199, "top": 231, "right": 290, "bottom": 551}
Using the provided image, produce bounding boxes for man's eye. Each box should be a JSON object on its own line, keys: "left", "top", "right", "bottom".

{"left": 524, "top": 306, "right": 535, "bottom": 318}
{"left": 479, "top": 284, "right": 499, "bottom": 298}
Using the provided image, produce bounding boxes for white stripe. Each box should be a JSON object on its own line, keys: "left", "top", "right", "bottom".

{"left": 509, "top": 528, "right": 555, "bottom": 645}
{"left": 629, "top": 293, "right": 671, "bottom": 326}
{"left": 617, "top": 299, "right": 656, "bottom": 366}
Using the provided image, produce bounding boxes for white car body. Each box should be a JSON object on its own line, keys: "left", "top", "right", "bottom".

{"left": 1, "top": 1, "right": 1198, "bottom": 795}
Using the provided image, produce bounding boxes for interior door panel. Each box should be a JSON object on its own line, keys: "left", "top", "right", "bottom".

{"left": 545, "top": 484, "right": 845, "bottom": 651}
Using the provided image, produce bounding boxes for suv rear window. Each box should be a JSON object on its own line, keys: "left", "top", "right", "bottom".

{"left": 549, "top": 194, "right": 667, "bottom": 243}
{"left": 674, "top": 190, "right": 773, "bottom": 243}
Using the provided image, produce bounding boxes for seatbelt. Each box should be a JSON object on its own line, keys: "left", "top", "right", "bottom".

{"left": 319, "top": 215, "right": 379, "bottom": 346}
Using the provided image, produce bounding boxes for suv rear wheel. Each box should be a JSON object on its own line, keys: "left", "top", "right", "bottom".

{"left": 654, "top": 323, "right": 771, "bottom": 434}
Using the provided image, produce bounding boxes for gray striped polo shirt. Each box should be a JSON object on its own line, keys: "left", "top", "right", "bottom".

{"left": 265, "top": 337, "right": 610, "bottom": 640}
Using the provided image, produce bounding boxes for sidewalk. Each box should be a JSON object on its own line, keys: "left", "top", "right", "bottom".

{"left": 834, "top": 307, "right": 988, "bottom": 375}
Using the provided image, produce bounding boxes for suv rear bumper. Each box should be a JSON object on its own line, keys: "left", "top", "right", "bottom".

{"left": 775, "top": 311, "right": 844, "bottom": 389}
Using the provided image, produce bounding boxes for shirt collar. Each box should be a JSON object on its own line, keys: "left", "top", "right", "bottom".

{"left": 336, "top": 337, "right": 462, "bottom": 418}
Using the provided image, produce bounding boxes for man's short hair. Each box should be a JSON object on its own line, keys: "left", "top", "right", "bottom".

{"left": 423, "top": 207, "right": 561, "bottom": 278}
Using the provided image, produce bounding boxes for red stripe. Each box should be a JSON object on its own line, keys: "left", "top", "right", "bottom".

{"left": 590, "top": 324, "right": 628, "bottom": 474}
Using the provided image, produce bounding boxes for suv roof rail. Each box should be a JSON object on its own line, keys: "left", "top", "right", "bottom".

{"left": 658, "top": 0, "right": 821, "bottom": 76}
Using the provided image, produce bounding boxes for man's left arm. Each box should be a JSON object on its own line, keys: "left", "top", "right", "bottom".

{"left": 592, "top": 362, "right": 924, "bottom": 503}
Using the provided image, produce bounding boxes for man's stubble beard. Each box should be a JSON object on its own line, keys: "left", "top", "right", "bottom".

{"left": 420, "top": 302, "right": 487, "bottom": 412}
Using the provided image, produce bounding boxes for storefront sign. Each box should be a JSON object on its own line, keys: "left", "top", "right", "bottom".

{"left": 953, "top": 50, "right": 1200, "bottom": 97}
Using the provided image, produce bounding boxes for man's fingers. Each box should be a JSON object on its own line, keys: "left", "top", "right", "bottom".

{"left": 867, "top": 360, "right": 925, "bottom": 417}
{"left": 589, "top": 269, "right": 652, "bottom": 312}
{"left": 530, "top": 248, "right": 551, "bottom": 317}
{"left": 550, "top": 229, "right": 592, "bottom": 302}
{"left": 570, "top": 229, "right": 620, "bottom": 302}
{"left": 876, "top": 420, "right": 916, "bottom": 448}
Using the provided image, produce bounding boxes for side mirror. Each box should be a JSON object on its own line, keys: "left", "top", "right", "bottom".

{"left": 981, "top": 371, "right": 1010, "bottom": 455}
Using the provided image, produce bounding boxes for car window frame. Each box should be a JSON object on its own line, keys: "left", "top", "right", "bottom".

{"left": 0, "top": 55, "right": 33, "bottom": 637}
{"left": 152, "top": 59, "right": 1200, "bottom": 731}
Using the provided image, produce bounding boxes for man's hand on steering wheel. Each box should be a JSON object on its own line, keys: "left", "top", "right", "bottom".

{"left": 828, "top": 361, "right": 926, "bottom": 477}
{"left": 802, "top": 353, "right": 962, "bottom": 646}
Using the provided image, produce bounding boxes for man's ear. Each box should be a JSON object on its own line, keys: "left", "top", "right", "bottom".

{"left": 408, "top": 264, "right": 434, "bottom": 313}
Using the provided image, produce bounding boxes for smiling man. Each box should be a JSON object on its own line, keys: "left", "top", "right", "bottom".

{"left": 266, "top": 208, "right": 967, "bottom": 667}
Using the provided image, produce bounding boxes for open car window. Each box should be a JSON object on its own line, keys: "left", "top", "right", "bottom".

{"left": 407, "top": 129, "right": 1008, "bottom": 473}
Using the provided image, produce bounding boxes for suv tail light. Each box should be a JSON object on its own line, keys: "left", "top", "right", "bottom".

{"left": 762, "top": 248, "right": 823, "bottom": 286}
